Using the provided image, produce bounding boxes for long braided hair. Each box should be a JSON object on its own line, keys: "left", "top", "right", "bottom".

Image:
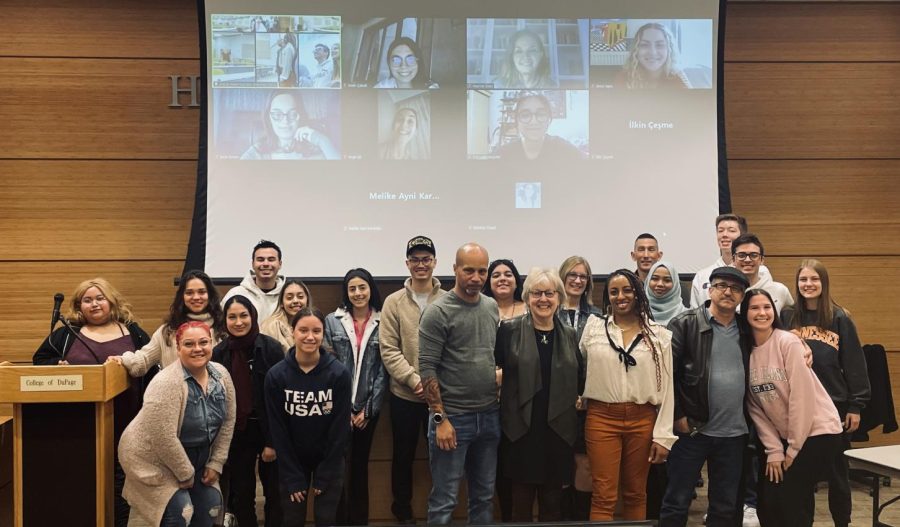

{"left": 603, "top": 268, "right": 663, "bottom": 391}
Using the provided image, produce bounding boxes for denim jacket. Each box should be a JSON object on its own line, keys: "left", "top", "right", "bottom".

{"left": 324, "top": 307, "right": 387, "bottom": 418}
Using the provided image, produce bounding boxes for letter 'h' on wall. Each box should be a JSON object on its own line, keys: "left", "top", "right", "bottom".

{"left": 169, "top": 75, "right": 201, "bottom": 108}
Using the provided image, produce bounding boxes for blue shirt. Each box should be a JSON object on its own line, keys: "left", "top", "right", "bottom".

{"left": 703, "top": 308, "right": 749, "bottom": 437}
{"left": 180, "top": 364, "right": 227, "bottom": 447}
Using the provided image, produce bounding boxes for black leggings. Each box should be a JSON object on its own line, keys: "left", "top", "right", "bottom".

{"left": 757, "top": 433, "right": 843, "bottom": 527}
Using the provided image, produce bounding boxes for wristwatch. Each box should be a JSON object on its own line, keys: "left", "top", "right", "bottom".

{"left": 432, "top": 412, "right": 444, "bottom": 425}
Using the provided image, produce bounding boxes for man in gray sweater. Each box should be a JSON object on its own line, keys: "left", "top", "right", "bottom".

{"left": 419, "top": 243, "right": 500, "bottom": 525}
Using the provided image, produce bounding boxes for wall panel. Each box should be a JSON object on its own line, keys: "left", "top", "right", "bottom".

{"left": 725, "top": 63, "right": 900, "bottom": 159}
{"left": 0, "top": 58, "right": 200, "bottom": 160}
{"left": 725, "top": 3, "right": 900, "bottom": 62}
{"left": 0, "top": 160, "right": 196, "bottom": 261}
{"left": 0, "top": 0, "right": 200, "bottom": 60}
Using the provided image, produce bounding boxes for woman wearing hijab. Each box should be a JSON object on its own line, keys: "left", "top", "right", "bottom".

{"left": 645, "top": 261, "right": 687, "bottom": 326}
{"left": 213, "top": 295, "right": 286, "bottom": 527}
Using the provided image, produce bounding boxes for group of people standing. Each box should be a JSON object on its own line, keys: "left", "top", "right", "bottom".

{"left": 33, "top": 212, "right": 870, "bottom": 527}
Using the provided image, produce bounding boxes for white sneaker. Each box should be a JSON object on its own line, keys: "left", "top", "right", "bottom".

{"left": 702, "top": 513, "right": 708, "bottom": 524}
{"left": 742, "top": 504, "right": 760, "bottom": 527}
{"left": 223, "top": 512, "right": 235, "bottom": 527}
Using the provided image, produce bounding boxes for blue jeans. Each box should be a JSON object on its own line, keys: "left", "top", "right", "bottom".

{"left": 427, "top": 408, "right": 501, "bottom": 525}
{"left": 659, "top": 433, "right": 746, "bottom": 527}
{"left": 161, "top": 445, "right": 223, "bottom": 527}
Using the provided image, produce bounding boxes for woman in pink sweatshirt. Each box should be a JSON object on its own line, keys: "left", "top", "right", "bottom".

{"left": 740, "top": 288, "right": 843, "bottom": 527}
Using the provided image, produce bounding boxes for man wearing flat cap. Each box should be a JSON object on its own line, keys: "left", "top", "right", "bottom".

{"left": 659, "top": 266, "right": 751, "bottom": 527}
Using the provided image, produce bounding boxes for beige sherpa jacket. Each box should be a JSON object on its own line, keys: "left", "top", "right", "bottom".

{"left": 118, "top": 360, "right": 235, "bottom": 526}
{"left": 379, "top": 277, "right": 444, "bottom": 402}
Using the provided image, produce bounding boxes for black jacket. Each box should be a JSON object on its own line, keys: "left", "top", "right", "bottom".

{"left": 494, "top": 314, "right": 585, "bottom": 446}
{"left": 212, "top": 333, "right": 285, "bottom": 448}
{"left": 667, "top": 303, "right": 750, "bottom": 433}
{"left": 33, "top": 322, "right": 151, "bottom": 365}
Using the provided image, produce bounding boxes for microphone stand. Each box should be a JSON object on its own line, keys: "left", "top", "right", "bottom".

{"left": 55, "top": 315, "right": 103, "bottom": 365}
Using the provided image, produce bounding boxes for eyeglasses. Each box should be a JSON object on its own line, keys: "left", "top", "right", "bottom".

{"left": 516, "top": 110, "right": 551, "bottom": 124}
{"left": 566, "top": 272, "right": 589, "bottom": 283}
{"left": 735, "top": 252, "right": 762, "bottom": 261}
{"left": 531, "top": 290, "right": 557, "bottom": 299}
{"left": 270, "top": 110, "right": 301, "bottom": 123}
{"left": 711, "top": 282, "right": 745, "bottom": 295}
{"left": 408, "top": 256, "right": 434, "bottom": 266}
{"left": 390, "top": 55, "right": 418, "bottom": 67}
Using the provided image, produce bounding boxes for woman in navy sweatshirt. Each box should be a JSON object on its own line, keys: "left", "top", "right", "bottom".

{"left": 781, "top": 259, "right": 870, "bottom": 527}
{"left": 265, "top": 307, "right": 352, "bottom": 527}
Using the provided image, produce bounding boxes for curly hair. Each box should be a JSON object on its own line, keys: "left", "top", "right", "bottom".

{"left": 603, "top": 269, "right": 663, "bottom": 391}
{"left": 623, "top": 23, "right": 689, "bottom": 89}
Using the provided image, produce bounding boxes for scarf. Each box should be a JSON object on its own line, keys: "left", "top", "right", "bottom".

{"left": 646, "top": 261, "right": 686, "bottom": 326}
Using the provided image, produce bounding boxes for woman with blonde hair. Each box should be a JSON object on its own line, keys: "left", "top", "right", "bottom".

{"left": 495, "top": 267, "right": 583, "bottom": 521}
{"left": 260, "top": 279, "right": 312, "bottom": 353}
{"left": 619, "top": 23, "right": 690, "bottom": 89}
{"left": 494, "top": 29, "right": 558, "bottom": 89}
{"left": 557, "top": 255, "right": 601, "bottom": 520}
{"left": 33, "top": 277, "right": 151, "bottom": 526}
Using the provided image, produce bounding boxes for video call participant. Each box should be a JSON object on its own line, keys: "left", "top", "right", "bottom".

{"left": 265, "top": 308, "right": 351, "bottom": 527}
{"left": 330, "top": 43, "right": 341, "bottom": 87}
{"left": 691, "top": 214, "right": 771, "bottom": 308}
{"left": 374, "top": 37, "right": 439, "bottom": 89}
{"left": 483, "top": 258, "right": 526, "bottom": 321}
{"left": 223, "top": 240, "right": 286, "bottom": 320}
{"left": 731, "top": 233, "right": 794, "bottom": 315}
{"left": 34, "top": 277, "right": 151, "bottom": 527}
{"left": 782, "top": 259, "right": 870, "bottom": 527}
{"left": 276, "top": 33, "right": 297, "bottom": 87}
{"left": 311, "top": 43, "right": 334, "bottom": 88}
{"left": 581, "top": 269, "right": 675, "bottom": 522}
{"left": 380, "top": 235, "right": 445, "bottom": 525}
{"left": 617, "top": 23, "right": 690, "bottom": 89}
{"left": 260, "top": 279, "right": 312, "bottom": 353}
{"left": 660, "top": 267, "right": 750, "bottom": 527}
{"left": 119, "top": 321, "right": 236, "bottom": 527}
{"left": 631, "top": 233, "right": 663, "bottom": 283}
{"left": 494, "top": 29, "right": 558, "bottom": 89}
{"left": 324, "top": 268, "right": 387, "bottom": 526}
{"left": 494, "top": 268, "right": 583, "bottom": 521}
{"left": 741, "top": 289, "right": 843, "bottom": 527}
{"left": 498, "top": 93, "right": 583, "bottom": 161}
{"left": 213, "top": 296, "right": 285, "bottom": 527}
{"left": 379, "top": 107, "right": 422, "bottom": 160}
{"left": 557, "top": 255, "right": 601, "bottom": 520}
{"left": 240, "top": 91, "right": 339, "bottom": 160}
{"left": 112, "top": 269, "right": 225, "bottom": 375}
{"left": 419, "top": 243, "right": 500, "bottom": 525}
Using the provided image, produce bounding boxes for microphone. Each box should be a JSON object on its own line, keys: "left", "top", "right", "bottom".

{"left": 51, "top": 293, "right": 64, "bottom": 330}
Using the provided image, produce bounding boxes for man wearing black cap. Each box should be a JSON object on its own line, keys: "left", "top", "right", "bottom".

{"left": 380, "top": 235, "right": 445, "bottom": 524}
{"left": 659, "top": 266, "right": 751, "bottom": 527}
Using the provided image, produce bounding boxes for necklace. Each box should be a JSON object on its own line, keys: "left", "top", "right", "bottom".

{"left": 499, "top": 303, "right": 519, "bottom": 320}
{"left": 535, "top": 327, "right": 553, "bottom": 345}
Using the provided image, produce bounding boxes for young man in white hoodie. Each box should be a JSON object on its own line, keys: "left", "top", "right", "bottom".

{"left": 222, "top": 240, "right": 286, "bottom": 320}
{"left": 691, "top": 214, "right": 771, "bottom": 308}
{"left": 731, "top": 233, "right": 794, "bottom": 315}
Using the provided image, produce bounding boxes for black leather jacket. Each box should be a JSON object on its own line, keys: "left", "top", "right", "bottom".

{"left": 667, "top": 303, "right": 750, "bottom": 434}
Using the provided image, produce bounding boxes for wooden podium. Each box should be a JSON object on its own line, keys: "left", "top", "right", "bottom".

{"left": 0, "top": 362, "right": 129, "bottom": 527}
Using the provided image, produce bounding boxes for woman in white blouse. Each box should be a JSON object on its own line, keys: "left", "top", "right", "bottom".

{"left": 580, "top": 269, "right": 676, "bottom": 521}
